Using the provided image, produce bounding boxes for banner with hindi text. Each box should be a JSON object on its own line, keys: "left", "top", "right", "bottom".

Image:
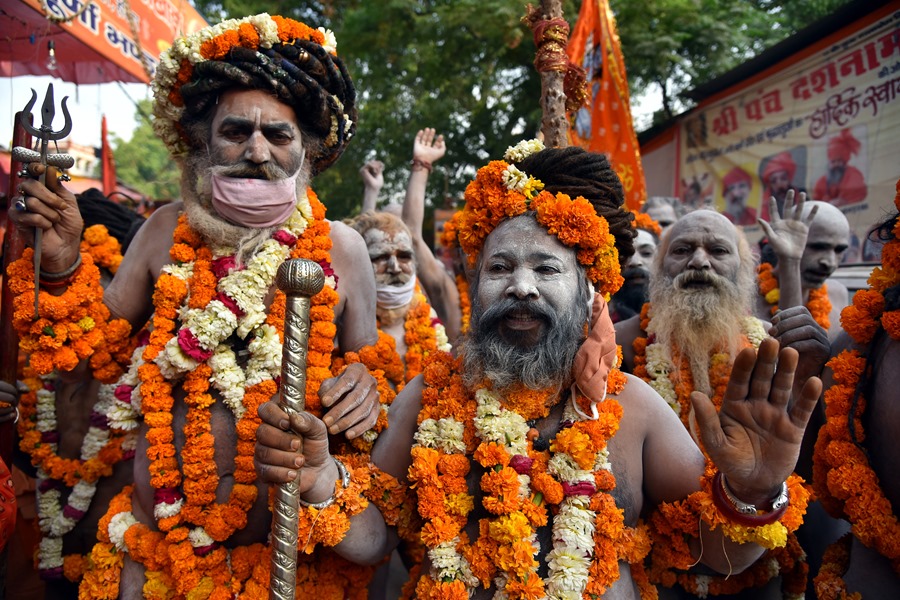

{"left": 676, "top": 8, "right": 900, "bottom": 262}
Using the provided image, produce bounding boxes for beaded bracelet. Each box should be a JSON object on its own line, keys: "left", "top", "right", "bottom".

{"left": 298, "top": 456, "right": 351, "bottom": 509}
{"left": 410, "top": 158, "right": 432, "bottom": 173}
{"left": 712, "top": 471, "right": 789, "bottom": 527}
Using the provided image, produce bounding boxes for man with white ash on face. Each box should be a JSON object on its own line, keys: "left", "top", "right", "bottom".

{"left": 256, "top": 141, "right": 823, "bottom": 599}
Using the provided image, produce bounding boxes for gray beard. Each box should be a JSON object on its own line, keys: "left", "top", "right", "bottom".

{"left": 462, "top": 295, "right": 589, "bottom": 393}
{"left": 180, "top": 153, "right": 312, "bottom": 266}
{"left": 649, "top": 269, "right": 752, "bottom": 396}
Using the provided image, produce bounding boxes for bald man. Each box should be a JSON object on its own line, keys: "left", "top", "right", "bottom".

{"left": 640, "top": 196, "right": 682, "bottom": 231}
{"left": 756, "top": 193, "right": 850, "bottom": 340}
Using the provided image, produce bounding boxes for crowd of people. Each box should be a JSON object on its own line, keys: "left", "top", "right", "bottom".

{"left": 0, "top": 11, "right": 897, "bottom": 600}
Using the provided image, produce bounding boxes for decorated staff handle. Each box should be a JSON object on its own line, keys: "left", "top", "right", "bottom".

{"left": 270, "top": 259, "right": 325, "bottom": 600}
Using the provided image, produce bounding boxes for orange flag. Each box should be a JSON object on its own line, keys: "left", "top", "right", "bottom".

{"left": 567, "top": 0, "right": 646, "bottom": 210}
{"left": 101, "top": 115, "right": 117, "bottom": 197}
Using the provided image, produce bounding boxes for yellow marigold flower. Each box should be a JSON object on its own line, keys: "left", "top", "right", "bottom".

{"left": 77, "top": 316, "right": 96, "bottom": 332}
{"left": 489, "top": 512, "right": 532, "bottom": 545}
{"left": 444, "top": 492, "right": 475, "bottom": 517}
{"left": 765, "top": 288, "right": 780, "bottom": 304}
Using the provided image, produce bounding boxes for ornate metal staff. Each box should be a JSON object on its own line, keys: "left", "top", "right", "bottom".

{"left": 13, "top": 84, "right": 75, "bottom": 317}
{"left": 270, "top": 259, "right": 325, "bottom": 600}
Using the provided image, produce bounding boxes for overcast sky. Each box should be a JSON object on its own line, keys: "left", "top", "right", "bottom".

{"left": 1, "top": 74, "right": 660, "bottom": 152}
{"left": 1, "top": 75, "right": 148, "bottom": 150}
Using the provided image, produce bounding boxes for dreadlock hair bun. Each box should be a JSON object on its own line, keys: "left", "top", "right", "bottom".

{"left": 515, "top": 146, "right": 635, "bottom": 265}
{"left": 152, "top": 15, "right": 356, "bottom": 175}
{"left": 180, "top": 40, "right": 356, "bottom": 174}
{"left": 76, "top": 188, "right": 144, "bottom": 245}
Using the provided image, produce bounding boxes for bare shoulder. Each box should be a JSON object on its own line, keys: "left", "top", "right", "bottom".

{"left": 104, "top": 202, "right": 181, "bottom": 325}
{"left": 328, "top": 219, "right": 368, "bottom": 263}
{"left": 613, "top": 373, "right": 674, "bottom": 426}
{"left": 613, "top": 373, "right": 706, "bottom": 502}
{"left": 614, "top": 315, "right": 642, "bottom": 372}
{"left": 327, "top": 219, "right": 378, "bottom": 351}
{"left": 825, "top": 277, "right": 850, "bottom": 305}
{"left": 327, "top": 219, "right": 373, "bottom": 284}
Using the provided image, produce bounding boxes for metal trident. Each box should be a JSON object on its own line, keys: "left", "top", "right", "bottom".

{"left": 16, "top": 84, "right": 74, "bottom": 318}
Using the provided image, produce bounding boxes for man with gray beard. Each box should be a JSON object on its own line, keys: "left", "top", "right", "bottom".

{"left": 617, "top": 211, "right": 760, "bottom": 384}
{"left": 462, "top": 244, "right": 593, "bottom": 392}
{"left": 257, "top": 145, "right": 824, "bottom": 599}
{"left": 616, "top": 209, "right": 829, "bottom": 598}
{"left": 8, "top": 15, "right": 396, "bottom": 596}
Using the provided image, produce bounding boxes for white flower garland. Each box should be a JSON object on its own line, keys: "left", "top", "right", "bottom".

{"left": 134, "top": 194, "right": 340, "bottom": 539}
{"left": 32, "top": 373, "right": 135, "bottom": 573}
{"left": 504, "top": 139, "right": 545, "bottom": 163}
{"left": 153, "top": 197, "right": 314, "bottom": 422}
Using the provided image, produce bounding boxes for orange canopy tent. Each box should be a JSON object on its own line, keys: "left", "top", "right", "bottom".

{"left": 1, "top": 0, "right": 207, "bottom": 84}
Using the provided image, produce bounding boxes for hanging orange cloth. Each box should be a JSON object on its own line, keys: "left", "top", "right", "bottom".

{"left": 566, "top": 0, "right": 646, "bottom": 210}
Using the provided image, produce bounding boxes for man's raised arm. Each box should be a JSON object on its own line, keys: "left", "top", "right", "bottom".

{"left": 401, "top": 128, "right": 461, "bottom": 341}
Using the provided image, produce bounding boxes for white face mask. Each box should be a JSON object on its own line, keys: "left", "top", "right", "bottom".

{"left": 375, "top": 277, "right": 416, "bottom": 310}
{"left": 210, "top": 169, "right": 301, "bottom": 228}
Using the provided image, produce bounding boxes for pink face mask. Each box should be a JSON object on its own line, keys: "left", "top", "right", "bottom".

{"left": 210, "top": 169, "right": 300, "bottom": 228}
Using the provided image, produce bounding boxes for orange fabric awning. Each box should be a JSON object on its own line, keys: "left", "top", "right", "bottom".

{"left": 1, "top": 0, "right": 207, "bottom": 84}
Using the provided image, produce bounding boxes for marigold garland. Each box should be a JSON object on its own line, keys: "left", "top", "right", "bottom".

{"left": 758, "top": 262, "right": 832, "bottom": 329}
{"left": 648, "top": 465, "right": 810, "bottom": 597}
{"left": 455, "top": 151, "right": 623, "bottom": 298}
{"left": 813, "top": 533, "right": 861, "bottom": 600}
{"left": 633, "top": 303, "right": 766, "bottom": 427}
{"left": 455, "top": 273, "right": 471, "bottom": 334}
{"left": 8, "top": 250, "right": 133, "bottom": 381}
{"left": 12, "top": 229, "right": 134, "bottom": 581}
{"left": 632, "top": 212, "right": 662, "bottom": 236}
{"left": 811, "top": 180, "right": 900, "bottom": 590}
{"left": 16, "top": 371, "right": 135, "bottom": 580}
{"left": 408, "top": 349, "right": 650, "bottom": 598}
{"left": 81, "top": 224, "right": 125, "bottom": 274}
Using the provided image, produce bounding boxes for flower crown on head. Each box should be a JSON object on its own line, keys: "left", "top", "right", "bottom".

{"left": 152, "top": 14, "right": 338, "bottom": 155}
{"left": 632, "top": 212, "right": 662, "bottom": 236}
{"left": 456, "top": 141, "right": 623, "bottom": 297}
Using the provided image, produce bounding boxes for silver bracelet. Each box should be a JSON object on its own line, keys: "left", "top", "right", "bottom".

{"left": 721, "top": 474, "right": 789, "bottom": 515}
{"left": 39, "top": 253, "right": 83, "bottom": 281}
{"left": 298, "top": 457, "right": 351, "bottom": 509}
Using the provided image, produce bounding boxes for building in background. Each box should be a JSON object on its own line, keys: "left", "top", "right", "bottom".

{"left": 638, "top": 0, "right": 899, "bottom": 263}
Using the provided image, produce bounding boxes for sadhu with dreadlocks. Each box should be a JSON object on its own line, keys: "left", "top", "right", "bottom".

{"left": 8, "top": 14, "right": 404, "bottom": 596}
{"left": 257, "top": 140, "right": 824, "bottom": 599}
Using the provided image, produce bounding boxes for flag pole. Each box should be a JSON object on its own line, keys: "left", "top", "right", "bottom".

{"left": 523, "top": 1, "right": 573, "bottom": 149}
{"left": 0, "top": 113, "right": 33, "bottom": 467}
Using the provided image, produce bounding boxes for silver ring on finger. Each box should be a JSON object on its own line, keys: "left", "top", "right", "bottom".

{"left": 14, "top": 196, "right": 27, "bottom": 212}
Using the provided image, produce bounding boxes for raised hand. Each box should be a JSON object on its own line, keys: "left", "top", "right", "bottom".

{"left": 691, "top": 337, "right": 821, "bottom": 506}
{"left": 758, "top": 190, "right": 816, "bottom": 262}
{"left": 8, "top": 165, "right": 83, "bottom": 273}
{"left": 413, "top": 128, "right": 445, "bottom": 165}
{"left": 360, "top": 160, "right": 385, "bottom": 192}
{"left": 769, "top": 306, "right": 830, "bottom": 388}
{"left": 0, "top": 381, "right": 20, "bottom": 424}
